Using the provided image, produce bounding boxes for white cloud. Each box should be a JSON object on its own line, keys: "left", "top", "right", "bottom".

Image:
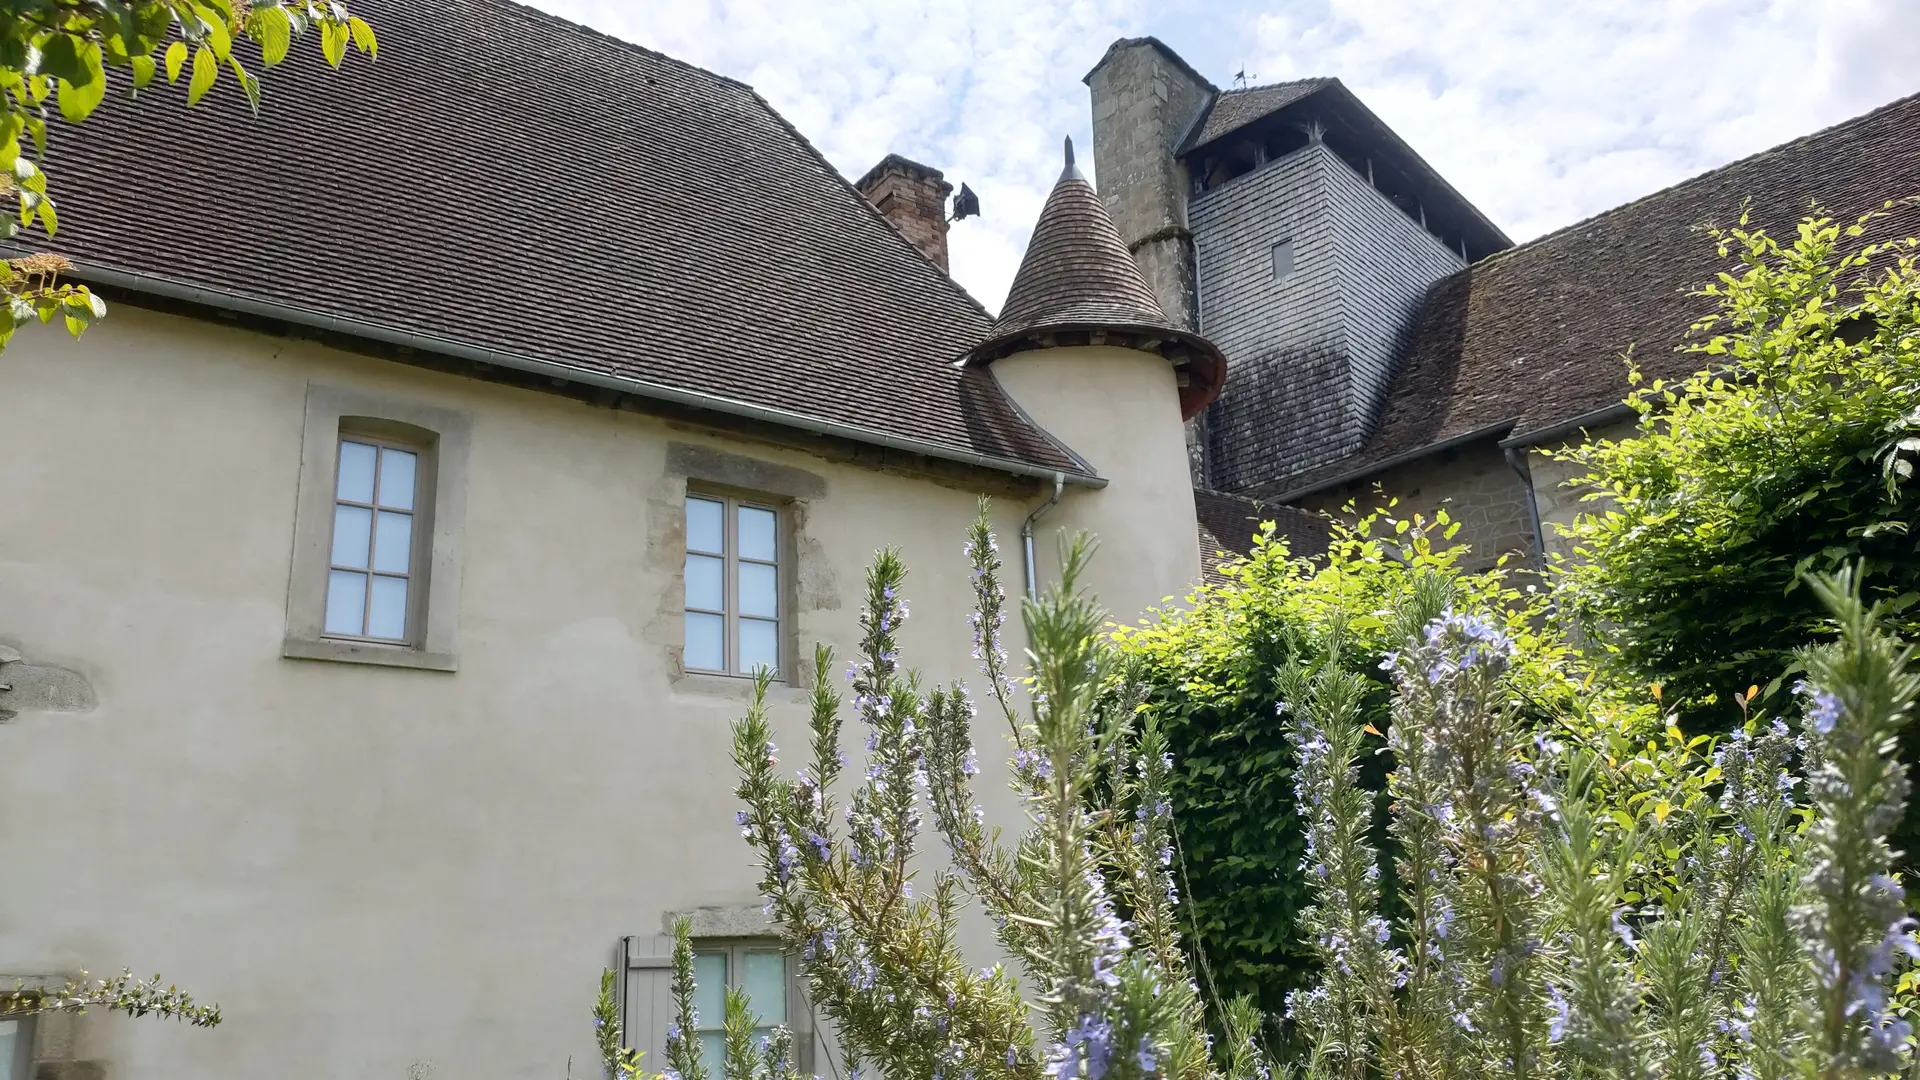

{"left": 531, "top": 0, "right": 1920, "bottom": 310}
{"left": 1242, "top": 0, "right": 1920, "bottom": 244}
{"left": 539, "top": 0, "right": 1157, "bottom": 313}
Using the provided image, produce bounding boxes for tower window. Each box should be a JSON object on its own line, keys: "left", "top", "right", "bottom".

{"left": 1271, "top": 239, "right": 1295, "bottom": 281}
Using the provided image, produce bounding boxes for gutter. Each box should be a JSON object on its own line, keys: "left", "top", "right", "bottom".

{"left": 1498, "top": 402, "right": 1637, "bottom": 450}
{"left": 1268, "top": 419, "right": 1516, "bottom": 504}
{"left": 53, "top": 257, "right": 1109, "bottom": 491}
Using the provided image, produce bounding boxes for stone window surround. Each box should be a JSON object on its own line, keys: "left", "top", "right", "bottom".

{"left": 282, "top": 383, "right": 471, "bottom": 672}
{"left": 1, "top": 976, "right": 82, "bottom": 1077}
{"left": 667, "top": 442, "right": 825, "bottom": 688}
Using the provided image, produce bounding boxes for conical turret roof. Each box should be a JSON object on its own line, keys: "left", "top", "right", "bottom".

{"left": 966, "top": 139, "right": 1226, "bottom": 419}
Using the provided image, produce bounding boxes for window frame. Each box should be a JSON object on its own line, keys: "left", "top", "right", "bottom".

{"left": 688, "top": 939, "right": 804, "bottom": 1067}
{"left": 682, "top": 490, "right": 784, "bottom": 680}
{"left": 322, "top": 432, "right": 431, "bottom": 646}
{"left": 282, "top": 384, "right": 470, "bottom": 673}
{"left": 1270, "top": 237, "right": 1295, "bottom": 281}
{"left": 0, "top": 1013, "right": 31, "bottom": 1080}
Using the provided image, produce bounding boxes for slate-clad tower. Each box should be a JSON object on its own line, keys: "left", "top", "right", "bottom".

{"left": 1085, "top": 39, "right": 1511, "bottom": 494}
{"left": 969, "top": 139, "right": 1226, "bottom": 621}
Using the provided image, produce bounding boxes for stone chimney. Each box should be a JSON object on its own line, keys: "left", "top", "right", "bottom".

{"left": 855, "top": 155, "right": 953, "bottom": 271}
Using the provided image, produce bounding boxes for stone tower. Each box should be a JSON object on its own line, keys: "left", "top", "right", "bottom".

{"left": 1083, "top": 39, "right": 1217, "bottom": 483}
{"left": 1086, "top": 39, "right": 1511, "bottom": 495}
{"left": 966, "top": 139, "right": 1226, "bottom": 617}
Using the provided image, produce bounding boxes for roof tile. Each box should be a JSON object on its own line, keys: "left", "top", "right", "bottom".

{"left": 1268, "top": 91, "right": 1920, "bottom": 495}
{"left": 29, "top": 0, "right": 1082, "bottom": 475}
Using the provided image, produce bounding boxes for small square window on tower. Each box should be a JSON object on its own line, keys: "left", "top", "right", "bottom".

{"left": 1270, "top": 238, "right": 1295, "bottom": 281}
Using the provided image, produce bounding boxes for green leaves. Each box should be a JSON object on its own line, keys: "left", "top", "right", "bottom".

{"left": 320, "top": 19, "right": 348, "bottom": 68}
{"left": 187, "top": 44, "right": 217, "bottom": 105}
{"left": 250, "top": 6, "right": 292, "bottom": 65}
{"left": 0, "top": 3, "right": 380, "bottom": 354}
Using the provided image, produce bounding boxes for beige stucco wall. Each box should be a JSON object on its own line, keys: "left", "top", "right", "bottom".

{"left": 0, "top": 309, "right": 1201, "bottom": 1078}
{"left": 991, "top": 345, "right": 1202, "bottom": 626}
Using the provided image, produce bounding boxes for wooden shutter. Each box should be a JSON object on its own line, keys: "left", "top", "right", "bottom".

{"left": 623, "top": 935, "right": 677, "bottom": 1074}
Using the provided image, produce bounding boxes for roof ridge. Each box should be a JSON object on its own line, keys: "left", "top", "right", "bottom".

{"left": 1467, "top": 88, "right": 1920, "bottom": 273}
{"left": 742, "top": 85, "right": 997, "bottom": 322}
{"left": 1219, "top": 75, "right": 1334, "bottom": 97}
{"left": 487, "top": 0, "right": 756, "bottom": 93}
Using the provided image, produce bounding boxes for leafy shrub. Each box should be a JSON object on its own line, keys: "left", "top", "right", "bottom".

{"left": 1111, "top": 505, "right": 1630, "bottom": 1025}
{"left": 1552, "top": 207, "right": 1920, "bottom": 718}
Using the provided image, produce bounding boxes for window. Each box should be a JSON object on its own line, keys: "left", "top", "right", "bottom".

{"left": 691, "top": 944, "right": 790, "bottom": 1064}
{"left": 282, "top": 385, "right": 470, "bottom": 672}
{"left": 325, "top": 438, "right": 422, "bottom": 642}
{"left": 683, "top": 493, "right": 781, "bottom": 677}
{"left": 1270, "top": 238, "right": 1295, "bottom": 281}
{"left": 0, "top": 1016, "right": 29, "bottom": 1080}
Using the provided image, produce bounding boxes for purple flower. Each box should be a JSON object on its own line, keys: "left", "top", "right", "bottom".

{"left": 1135, "top": 1036, "right": 1158, "bottom": 1073}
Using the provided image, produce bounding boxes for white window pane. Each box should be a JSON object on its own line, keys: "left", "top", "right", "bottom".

{"left": 372, "top": 511, "right": 413, "bottom": 573}
{"left": 738, "top": 562, "right": 777, "bottom": 618}
{"left": 378, "top": 447, "right": 417, "bottom": 510}
{"left": 693, "top": 952, "right": 728, "bottom": 1030}
{"left": 744, "top": 951, "right": 786, "bottom": 1026}
{"left": 738, "top": 506, "right": 776, "bottom": 562}
{"left": 685, "top": 612, "right": 724, "bottom": 671}
{"left": 330, "top": 504, "right": 372, "bottom": 569}
{"left": 325, "top": 570, "right": 367, "bottom": 635}
{"left": 685, "top": 554, "right": 724, "bottom": 611}
{"left": 337, "top": 440, "right": 377, "bottom": 502}
{"left": 698, "top": 1031, "right": 726, "bottom": 1069}
{"left": 739, "top": 618, "right": 778, "bottom": 675}
{"left": 368, "top": 575, "right": 408, "bottom": 640}
{"left": 687, "top": 496, "right": 724, "bottom": 554}
{"left": 0, "top": 1019, "right": 18, "bottom": 1080}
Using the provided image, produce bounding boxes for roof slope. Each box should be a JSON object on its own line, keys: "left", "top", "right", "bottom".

{"left": 30, "top": 0, "right": 1081, "bottom": 475}
{"left": 970, "top": 143, "right": 1226, "bottom": 419}
{"left": 1195, "top": 489, "right": 1330, "bottom": 584}
{"left": 1179, "top": 78, "right": 1334, "bottom": 155}
{"left": 1269, "top": 91, "right": 1920, "bottom": 495}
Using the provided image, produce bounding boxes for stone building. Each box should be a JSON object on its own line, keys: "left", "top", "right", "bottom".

{"left": 0, "top": 4, "right": 1243, "bottom": 1078}
{"left": 1087, "top": 37, "right": 1920, "bottom": 569}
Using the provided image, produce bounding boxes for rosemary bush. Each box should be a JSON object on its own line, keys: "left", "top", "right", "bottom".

{"left": 1282, "top": 568, "right": 1920, "bottom": 1079}
{"left": 728, "top": 504, "right": 1271, "bottom": 1080}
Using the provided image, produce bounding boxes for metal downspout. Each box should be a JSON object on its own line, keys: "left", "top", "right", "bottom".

{"left": 1022, "top": 472, "right": 1066, "bottom": 599}
{"left": 1503, "top": 444, "right": 1547, "bottom": 568}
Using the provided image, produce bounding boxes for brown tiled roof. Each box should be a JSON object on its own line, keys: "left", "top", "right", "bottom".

{"left": 1267, "top": 91, "right": 1920, "bottom": 497}
{"left": 28, "top": 0, "right": 1084, "bottom": 477}
{"left": 1195, "top": 489, "right": 1330, "bottom": 584}
{"left": 968, "top": 143, "right": 1227, "bottom": 419}
{"left": 1180, "top": 79, "right": 1335, "bottom": 155}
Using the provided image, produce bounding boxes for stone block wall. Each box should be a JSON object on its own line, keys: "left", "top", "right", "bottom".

{"left": 1086, "top": 40, "right": 1212, "bottom": 328}
{"left": 1299, "top": 439, "right": 1536, "bottom": 573}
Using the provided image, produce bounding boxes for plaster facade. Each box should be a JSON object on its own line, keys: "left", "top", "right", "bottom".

{"left": 0, "top": 307, "right": 1201, "bottom": 1078}
{"left": 992, "top": 345, "right": 1203, "bottom": 623}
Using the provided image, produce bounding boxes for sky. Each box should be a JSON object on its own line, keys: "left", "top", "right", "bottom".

{"left": 534, "top": 0, "right": 1920, "bottom": 315}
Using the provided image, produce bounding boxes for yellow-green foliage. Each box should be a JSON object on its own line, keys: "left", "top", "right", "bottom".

{"left": 1113, "top": 504, "right": 1674, "bottom": 1025}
